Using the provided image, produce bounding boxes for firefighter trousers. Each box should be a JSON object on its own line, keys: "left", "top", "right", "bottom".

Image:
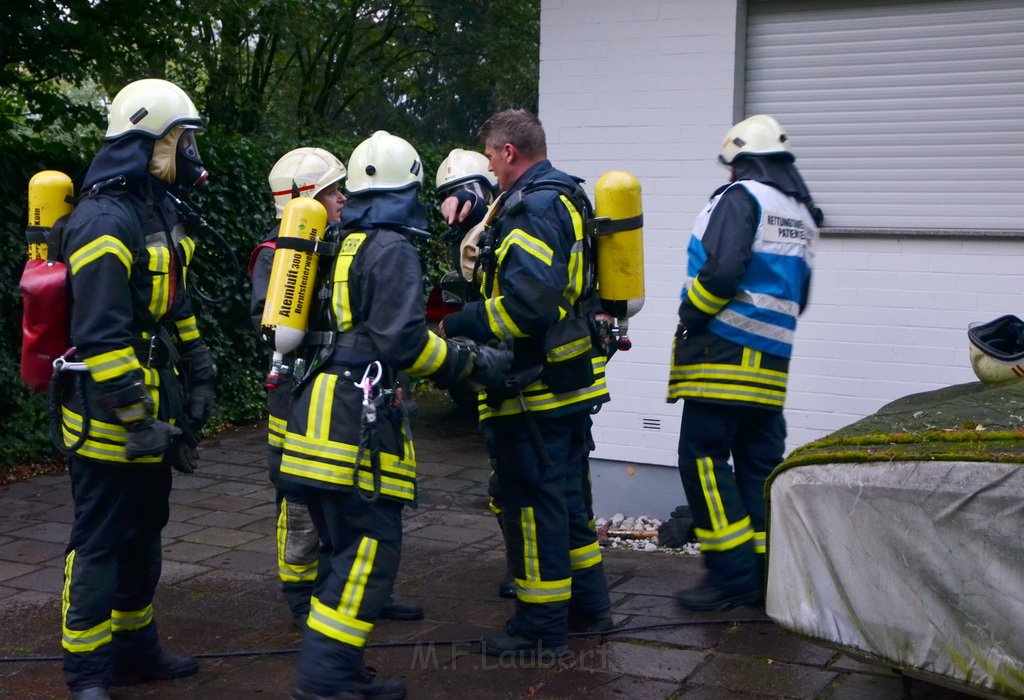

{"left": 61, "top": 455, "right": 170, "bottom": 690}
{"left": 676, "top": 400, "right": 785, "bottom": 591}
{"left": 292, "top": 487, "right": 402, "bottom": 695}
{"left": 269, "top": 444, "right": 321, "bottom": 623}
{"left": 485, "top": 410, "right": 611, "bottom": 646}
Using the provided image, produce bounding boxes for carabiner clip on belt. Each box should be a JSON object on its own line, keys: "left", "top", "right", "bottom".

{"left": 354, "top": 361, "right": 383, "bottom": 503}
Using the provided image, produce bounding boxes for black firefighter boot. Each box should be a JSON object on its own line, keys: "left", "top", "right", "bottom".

{"left": 495, "top": 512, "right": 516, "bottom": 599}
{"left": 110, "top": 624, "right": 198, "bottom": 686}
{"left": 70, "top": 687, "right": 112, "bottom": 700}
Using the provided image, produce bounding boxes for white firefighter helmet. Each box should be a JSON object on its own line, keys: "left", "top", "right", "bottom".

{"left": 719, "top": 114, "right": 791, "bottom": 165}
{"left": 346, "top": 131, "right": 423, "bottom": 195}
{"left": 435, "top": 149, "right": 498, "bottom": 198}
{"left": 104, "top": 78, "right": 203, "bottom": 141}
{"left": 268, "top": 147, "right": 347, "bottom": 218}
{"left": 968, "top": 315, "right": 1024, "bottom": 384}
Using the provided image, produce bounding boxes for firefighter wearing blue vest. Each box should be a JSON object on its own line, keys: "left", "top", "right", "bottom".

{"left": 280, "top": 131, "right": 509, "bottom": 700}
{"left": 440, "top": 109, "right": 613, "bottom": 659}
{"left": 250, "top": 146, "right": 425, "bottom": 630}
{"left": 668, "top": 114, "right": 821, "bottom": 611}
{"left": 55, "top": 78, "right": 215, "bottom": 700}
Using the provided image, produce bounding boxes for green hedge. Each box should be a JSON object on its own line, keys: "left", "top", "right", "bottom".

{"left": 0, "top": 126, "right": 460, "bottom": 469}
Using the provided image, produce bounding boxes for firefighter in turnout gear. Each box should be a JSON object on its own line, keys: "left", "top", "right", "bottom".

{"left": 282, "top": 131, "right": 509, "bottom": 700}
{"left": 251, "top": 147, "right": 345, "bottom": 629}
{"left": 668, "top": 114, "right": 821, "bottom": 612}
{"left": 251, "top": 146, "right": 423, "bottom": 630}
{"left": 55, "top": 78, "right": 214, "bottom": 700}
{"left": 435, "top": 149, "right": 520, "bottom": 598}
{"left": 440, "top": 110, "right": 613, "bottom": 659}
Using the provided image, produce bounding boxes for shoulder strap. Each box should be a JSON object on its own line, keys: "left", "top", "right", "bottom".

{"left": 247, "top": 240, "right": 276, "bottom": 280}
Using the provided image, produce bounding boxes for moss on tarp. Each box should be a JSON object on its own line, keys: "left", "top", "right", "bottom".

{"left": 778, "top": 380, "right": 1024, "bottom": 471}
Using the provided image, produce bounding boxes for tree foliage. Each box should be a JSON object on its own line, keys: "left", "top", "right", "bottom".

{"left": 0, "top": 0, "right": 539, "bottom": 467}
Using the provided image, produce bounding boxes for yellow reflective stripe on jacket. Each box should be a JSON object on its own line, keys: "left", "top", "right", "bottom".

{"left": 753, "top": 530, "right": 766, "bottom": 554}
{"left": 666, "top": 381, "right": 785, "bottom": 407}
{"left": 496, "top": 228, "right": 553, "bottom": 268}
{"left": 179, "top": 235, "right": 196, "bottom": 266}
{"left": 60, "top": 407, "right": 163, "bottom": 464}
{"left": 407, "top": 331, "right": 449, "bottom": 376}
{"left": 687, "top": 276, "right": 730, "bottom": 315}
{"left": 146, "top": 242, "right": 170, "bottom": 318}
{"left": 308, "top": 373, "right": 338, "bottom": 442}
{"left": 280, "top": 432, "right": 416, "bottom": 501}
{"left": 694, "top": 516, "right": 754, "bottom": 552}
{"left": 68, "top": 235, "right": 131, "bottom": 276}
{"left": 697, "top": 456, "right": 729, "bottom": 531}
{"left": 546, "top": 334, "right": 591, "bottom": 363}
{"left": 175, "top": 315, "right": 200, "bottom": 342}
{"left": 331, "top": 233, "right": 368, "bottom": 332}
{"left": 479, "top": 355, "right": 608, "bottom": 420}
{"left": 268, "top": 414, "right": 287, "bottom": 449}
{"left": 569, "top": 540, "right": 602, "bottom": 571}
{"left": 484, "top": 296, "right": 527, "bottom": 339}
{"left": 559, "top": 194, "right": 585, "bottom": 306}
{"left": 340, "top": 537, "right": 378, "bottom": 618}
{"left": 667, "top": 360, "right": 787, "bottom": 407}
{"left": 83, "top": 346, "right": 141, "bottom": 383}
{"left": 111, "top": 605, "right": 154, "bottom": 632}
{"left": 308, "top": 595, "right": 374, "bottom": 648}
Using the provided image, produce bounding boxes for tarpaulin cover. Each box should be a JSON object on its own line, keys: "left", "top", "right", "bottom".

{"left": 767, "top": 381, "right": 1024, "bottom": 698}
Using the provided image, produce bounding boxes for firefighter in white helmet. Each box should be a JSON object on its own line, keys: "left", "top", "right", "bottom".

{"left": 667, "top": 114, "right": 822, "bottom": 612}
{"left": 250, "top": 146, "right": 423, "bottom": 630}
{"left": 57, "top": 78, "right": 215, "bottom": 700}
{"left": 279, "top": 131, "right": 510, "bottom": 700}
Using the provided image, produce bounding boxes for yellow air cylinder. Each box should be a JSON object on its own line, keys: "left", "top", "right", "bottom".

{"left": 260, "top": 197, "right": 327, "bottom": 371}
{"left": 594, "top": 170, "right": 645, "bottom": 319}
{"left": 27, "top": 171, "right": 74, "bottom": 261}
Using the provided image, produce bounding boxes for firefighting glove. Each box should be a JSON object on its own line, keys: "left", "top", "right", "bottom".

{"left": 126, "top": 418, "right": 182, "bottom": 460}
{"left": 183, "top": 343, "right": 217, "bottom": 431}
{"left": 467, "top": 339, "right": 514, "bottom": 391}
{"left": 169, "top": 437, "right": 199, "bottom": 474}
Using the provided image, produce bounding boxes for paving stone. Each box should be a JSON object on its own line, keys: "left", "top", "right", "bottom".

{"left": 2, "top": 565, "right": 63, "bottom": 595}
{"left": 689, "top": 652, "right": 838, "bottom": 698}
{"left": 0, "top": 394, "right": 975, "bottom": 700}
{"left": 190, "top": 493, "right": 267, "bottom": 513}
{"left": 405, "top": 522, "right": 495, "bottom": 545}
{"left": 162, "top": 540, "right": 228, "bottom": 563}
{"left": 200, "top": 548, "right": 277, "bottom": 575}
{"left": 180, "top": 525, "right": 263, "bottom": 548}
{"left": 717, "top": 622, "right": 836, "bottom": 666}
{"left": 597, "top": 640, "right": 705, "bottom": 682}
{"left": 0, "top": 538, "right": 65, "bottom": 565}
{"left": 0, "top": 561, "right": 40, "bottom": 583}
{"left": 186, "top": 510, "right": 263, "bottom": 529}
{"left": 5, "top": 520, "right": 70, "bottom": 544}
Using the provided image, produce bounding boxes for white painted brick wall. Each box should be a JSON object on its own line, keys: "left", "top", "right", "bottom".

{"left": 540, "top": 0, "right": 1024, "bottom": 467}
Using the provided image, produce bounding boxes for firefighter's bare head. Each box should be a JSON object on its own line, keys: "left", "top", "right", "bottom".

{"left": 479, "top": 110, "right": 546, "bottom": 192}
